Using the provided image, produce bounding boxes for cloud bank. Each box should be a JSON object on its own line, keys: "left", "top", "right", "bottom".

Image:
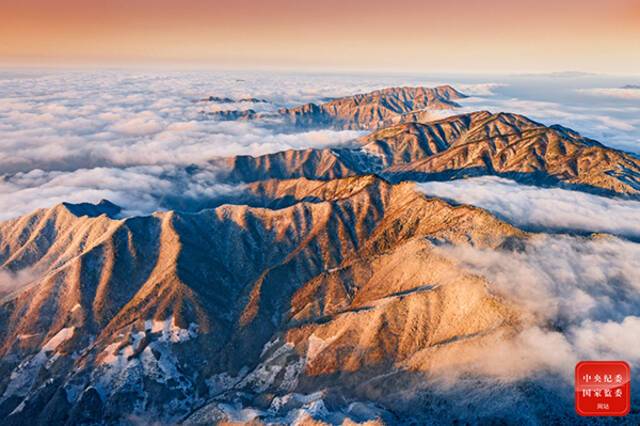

{"left": 1, "top": 71, "right": 397, "bottom": 218}
{"left": 420, "top": 176, "right": 640, "bottom": 383}
{"left": 578, "top": 87, "right": 640, "bottom": 100}
{"left": 436, "top": 234, "right": 640, "bottom": 380}
{"left": 0, "top": 164, "right": 242, "bottom": 220}
{"left": 0, "top": 71, "right": 395, "bottom": 175}
{"left": 419, "top": 176, "right": 640, "bottom": 239}
{"left": 455, "top": 83, "right": 508, "bottom": 96}
{"left": 0, "top": 267, "right": 40, "bottom": 297}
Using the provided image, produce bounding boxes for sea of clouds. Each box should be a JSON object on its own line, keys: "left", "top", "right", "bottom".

{"left": 417, "top": 179, "right": 640, "bottom": 411}
{"left": 434, "top": 235, "right": 640, "bottom": 383}
{"left": 0, "top": 72, "right": 368, "bottom": 174}
{"left": 4, "top": 70, "right": 496, "bottom": 219}
{"left": 419, "top": 176, "right": 640, "bottom": 240}
{"left": 419, "top": 175, "right": 640, "bottom": 382}
{"left": 0, "top": 70, "right": 384, "bottom": 218}
{"left": 1, "top": 69, "right": 639, "bottom": 219}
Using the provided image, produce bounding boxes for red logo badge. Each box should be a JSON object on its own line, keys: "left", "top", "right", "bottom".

{"left": 575, "top": 360, "right": 631, "bottom": 416}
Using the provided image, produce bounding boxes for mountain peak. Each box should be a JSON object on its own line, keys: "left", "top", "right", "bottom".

{"left": 61, "top": 199, "right": 122, "bottom": 218}
{"left": 280, "top": 85, "right": 467, "bottom": 130}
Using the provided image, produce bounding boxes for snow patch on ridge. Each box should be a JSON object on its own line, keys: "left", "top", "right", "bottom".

{"left": 1, "top": 327, "right": 75, "bottom": 402}
{"left": 306, "top": 334, "right": 334, "bottom": 366}
{"left": 145, "top": 317, "right": 199, "bottom": 343}
{"left": 206, "top": 368, "right": 249, "bottom": 396}
{"left": 238, "top": 341, "right": 304, "bottom": 393}
{"left": 42, "top": 327, "right": 75, "bottom": 351}
{"left": 185, "top": 391, "right": 387, "bottom": 425}
{"left": 93, "top": 334, "right": 202, "bottom": 421}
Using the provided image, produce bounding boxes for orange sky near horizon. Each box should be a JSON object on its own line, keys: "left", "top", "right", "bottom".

{"left": 1, "top": 0, "right": 639, "bottom": 73}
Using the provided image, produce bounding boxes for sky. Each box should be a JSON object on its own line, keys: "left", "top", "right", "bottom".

{"left": 1, "top": 0, "right": 639, "bottom": 73}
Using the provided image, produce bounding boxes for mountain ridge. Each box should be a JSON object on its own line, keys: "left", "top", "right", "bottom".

{"left": 279, "top": 85, "right": 467, "bottom": 130}
{"left": 222, "top": 110, "right": 640, "bottom": 199}
{"left": 205, "top": 85, "right": 466, "bottom": 130}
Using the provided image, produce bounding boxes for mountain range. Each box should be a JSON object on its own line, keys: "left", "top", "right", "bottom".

{"left": 279, "top": 85, "right": 466, "bottom": 130}
{"left": 0, "top": 85, "right": 638, "bottom": 425}
{"left": 226, "top": 110, "right": 640, "bottom": 198}
{"left": 205, "top": 85, "right": 466, "bottom": 130}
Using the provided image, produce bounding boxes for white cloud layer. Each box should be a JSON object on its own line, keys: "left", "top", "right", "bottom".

{"left": 436, "top": 234, "right": 640, "bottom": 380}
{"left": 0, "top": 164, "right": 242, "bottom": 220}
{"left": 419, "top": 177, "right": 640, "bottom": 239}
{"left": 420, "top": 175, "right": 640, "bottom": 383}
{"left": 578, "top": 87, "right": 640, "bottom": 100}
{"left": 455, "top": 83, "right": 508, "bottom": 96}
{"left": 0, "top": 72, "right": 365, "bottom": 174}
{"left": 0, "top": 267, "right": 39, "bottom": 297}
{"left": 1, "top": 69, "right": 638, "bottom": 225}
